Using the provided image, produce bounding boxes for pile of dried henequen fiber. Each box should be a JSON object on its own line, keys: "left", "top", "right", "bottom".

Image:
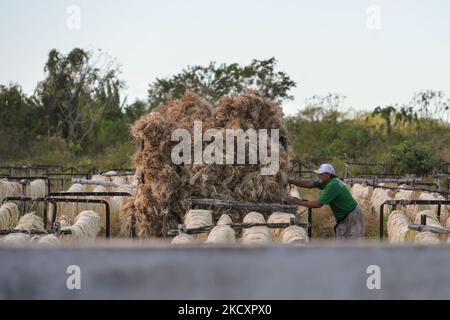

{"left": 123, "top": 90, "right": 292, "bottom": 238}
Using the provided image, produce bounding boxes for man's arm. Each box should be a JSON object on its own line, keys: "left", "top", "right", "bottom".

{"left": 289, "top": 197, "right": 323, "bottom": 208}
{"left": 288, "top": 178, "right": 316, "bottom": 188}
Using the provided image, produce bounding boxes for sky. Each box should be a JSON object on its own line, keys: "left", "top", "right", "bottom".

{"left": 0, "top": 0, "right": 449, "bottom": 115}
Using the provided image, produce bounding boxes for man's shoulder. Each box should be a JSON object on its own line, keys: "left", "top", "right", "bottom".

{"left": 329, "top": 178, "right": 346, "bottom": 188}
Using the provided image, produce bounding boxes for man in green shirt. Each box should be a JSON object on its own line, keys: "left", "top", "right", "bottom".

{"left": 288, "top": 164, "right": 363, "bottom": 239}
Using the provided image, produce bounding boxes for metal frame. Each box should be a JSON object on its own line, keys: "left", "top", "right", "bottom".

{"left": 345, "top": 180, "right": 449, "bottom": 199}
{"left": 168, "top": 216, "right": 307, "bottom": 236}
{"left": 1, "top": 191, "right": 132, "bottom": 238}
{"left": 49, "top": 191, "right": 133, "bottom": 239}
{"left": 379, "top": 199, "right": 450, "bottom": 241}
{"left": 46, "top": 197, "right": 111, "bottom": 238}
{"left": 1, "top": 196, "right": 56, "bottom": 229}
{"left": 0, "top": 176, "right": 51, "bottom": 217}
{"left": 0, "top": 165, "right": 62, "bottom": 177}
{"left": 344, "top": 161, "right": 393, "bottom": 179}
{"left": 188, "top": 197, "right": 313, "bottom": 240}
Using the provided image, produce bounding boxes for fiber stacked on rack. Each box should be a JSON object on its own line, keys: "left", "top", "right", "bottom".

{"left": 184, "top": 209, "right": 213, "bottom": 241}
{"left": 24, "top": 179, "right": 46, "bottom": 198}
{"left": 61, "top": 210, "right": 100, "bottom": 241}
{"left": 411, "top": 192, "right": 449, "bottom": 223}
{"left": 14, "top": 212, "right": 45, "bottom": 231}
{"left": 350, "top": 184, "right": 373, "bottom": 210}
{"left": 2, "top": 213, "right": 45, "bottom": 244}
{"left": 370, "top": 188, "right": 393, "bottom": 216}
{"left": 57, "top": 183, "right": 84, "bottom": 221}
{"left": 0, "top": 180, "right": 22, "bottom": 204}
{"left": 171, "top": 233, "right": 197, "bottom": 244}
{"left": 85, "top": 185, "right": 110, "bottom": 235}
{"left": 280, "top": 225, "right": 308, "bottom": 244}
{"left": 112, "top": 176, "right": 127, "bottom": 186}
{"left": 124, "top": 91, "right": 291, "bottom": 238}
{"left": 267, "top": 211, "right": 296, "bottom": 240}
{"left": 0, "top": 202, "right": 19, "bottom": 229}
{"left": 414, "top": 232, "right": 441, "bottom": 244}
{"left": 241, "top": 211, "right": 272, "bottom": 244}
{"left": 205, "top": 214, "right": 235, "bottom": 244}
{"left": 2, "top": 233, "right": 30, "bottom": 244}
{"left": 386, "top": 210, "right": 417, "bottom": 243}
{"left": 413, "top": 209, "right": 444, "bottom": 243}
{"left": 86, "top": 175, "right": 112, "bottom": 192}
{"left": 289, "top": 185, "right": 308, "bottom": 224}
{"left": 414, "top": 210, "right": 442, "bottom": 228}
{"left": 36, "top": 234, "right": 61, "bottom": 246}
{"left": 393, "top": 188, "right": 417, "bottom": 218}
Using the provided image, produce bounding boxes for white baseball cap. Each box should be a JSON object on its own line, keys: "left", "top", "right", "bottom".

{"left": 314, "top": 163, "right": 336, "bottom": 175}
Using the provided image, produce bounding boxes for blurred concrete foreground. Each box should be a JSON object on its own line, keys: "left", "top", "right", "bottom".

{"left": 1, "top": 242, "right": 450, "bottom": 299}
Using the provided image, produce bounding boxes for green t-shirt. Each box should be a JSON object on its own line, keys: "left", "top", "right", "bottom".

{"left": 313, "top": 177, "right": 358, "bottom": 222}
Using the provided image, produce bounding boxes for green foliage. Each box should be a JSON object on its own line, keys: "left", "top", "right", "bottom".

{"left": 34, "top": 48, "right": 125, "bottom": 154}
{"left": 147, "top": 57, "right": 296, "bottom": 110}
{"left": 1, "top": 49, "right": 450, "bottom": 178}
{"left": 384, "top": 140, "right": 439, "bottom": 176}
{"left": 0, "top": 84, "right": 45, "bottom": 162}
{"left": 28, "top": 136, "right": 75, "bottom": 165}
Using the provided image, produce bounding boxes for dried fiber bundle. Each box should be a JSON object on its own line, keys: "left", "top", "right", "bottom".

{"left": 15, "top": 212, "right": 45, "bottom": 232}
{"left": 280, "top": 225, "right": 308, "bottom": 244}
{"left": 61, "top": 210, "right": 100, "bottom": 241}
{"left": 289, "top": 185, "right": 308, "bottom": 224}
{"left": 387, "top": 210, "right": 417, "bottom": 243}
{"left": 411, "top": 193, "right": 449, "bottom": 223}
{"left": 115, "top": 184, "right": 136, "bottom": 195}
{"left": 87, "top": 185, "right": 110, "bottom": 234}
{"left": 0, "top": 180, "right": 22, "bottom": 204}
{"left": 350, "top": 184, "right": 373, "bottom": 210}
{"left": 415, "top": 232, "right": 441, "bottom": 244}
{"left": 205, "top": 225, "right": 236, "bottom": 244}
{"left": 127, "top": 91, "right": 291, "bottom": 238}
{"left": 241, "top": 227, "right": 272, "bottom": 244}
{"left": 184, "top": 209, "right": 213, "bottom": 241}
{"left": 217, "top": 214, "right": 233, "bottom": 226}
{"left": 24, "top": 179, "right": 46, "bottom": 198}
{"left": 171, "top": 233, "right": 197, "bottom": 244}
{"left": 370, "top": 188, "right": 392, "bottom": 216}
{"left": 37, "top": 234, "right": 61, "bottom": 246}
{"left": 0, "top": 202, "right": 19, "bottom": 229}
{"left": 414, "top": 210, "right": 442, "bottom": 228}
{"left": 58, "top": 184, "right": 84, "bottom": 221}
{"left": 267, "top": 211, "right": 296, "bottom": 240}
{"left": 243, "top": 211, "right": 266, "bottom": 224}
{"left": 2, "top": 232, "right": 30, "bottom": 244}
{"left": 241, "top": 211, "right": 272, "bottom": 244}
{"left": 112, "top": 176, "right": 127, "bottom": 186}
{"left": 110, "top": 195, "right": 126, "bottom": 237}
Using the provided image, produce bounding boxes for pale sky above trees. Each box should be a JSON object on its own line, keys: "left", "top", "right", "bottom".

{"left": 1, "top": 0, "right": 449, "bottom": 115}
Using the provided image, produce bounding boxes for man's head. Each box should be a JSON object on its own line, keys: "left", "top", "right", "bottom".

{"left": 314, "top": 163, "right": 336, "bottom": 184}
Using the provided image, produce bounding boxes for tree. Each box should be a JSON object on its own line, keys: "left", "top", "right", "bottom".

{"left": 147, "top": 57, "right": 296, "bottom": 110}
{"left": 34, "top": 48, "right": 125, "bottom": 153}
{"left": 0, "top": 84, "right": 44, "bottom": 161}
{"left": 385, "top": 140, "right": 439, "bottom": 176}
{"left": 371, "top": 105, "right": 397, "bottom": 136}
{"left": 411, "top": 90, "right": 450, "bottom": 121}
{"left": 302, "top": 93, "right": 347, "bottom": 123}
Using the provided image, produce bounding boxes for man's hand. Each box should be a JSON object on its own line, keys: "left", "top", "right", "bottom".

{"left": 289, "top": 197, "right": 323, "bottom": 208}
{"left": 289, "top": 196, "right": 304, "bottom": 206}
{"left": 288, "top": 178, "right": 315, "bottom": 188}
